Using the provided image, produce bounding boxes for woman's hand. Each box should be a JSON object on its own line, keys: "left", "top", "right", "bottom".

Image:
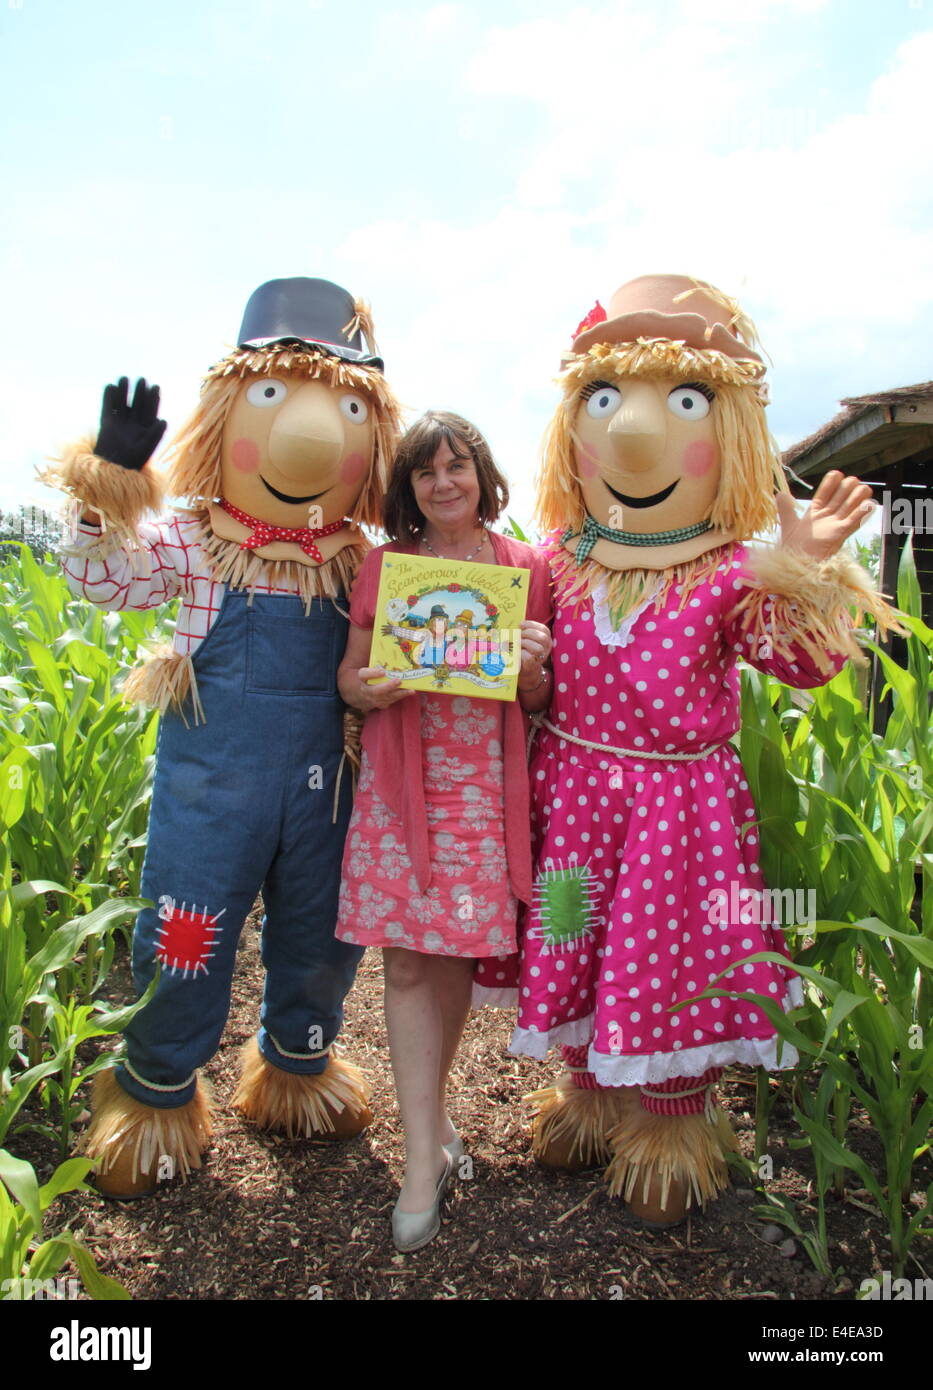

{"left": 348, "top": 667, "right": 416, "bottom": 712}
{"left": 518, "top": 619, "right": 552, "bottom": 688}
{"left": 337, "top": 623, "right": 416, "bottom": 712}
{"left": 516, "top": 620, "right": 553, "bottom": 711}
{"left": 776, "top": 470, "right": 875, "bottom": 561}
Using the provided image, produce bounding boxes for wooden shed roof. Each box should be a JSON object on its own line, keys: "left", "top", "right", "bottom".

{"left": 783, "top": 381, "right": 933, "bottom": 485}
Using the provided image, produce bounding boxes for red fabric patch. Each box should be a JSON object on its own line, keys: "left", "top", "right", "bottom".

{"left": 155, "top": 898, "right": 224, "bottom": 977}
{"left": 573, "top": 300, "right": 607, "bottom": 342}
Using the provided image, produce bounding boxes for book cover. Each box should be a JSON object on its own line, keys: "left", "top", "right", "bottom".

{"left": 368, "top": 551, "right": 531, "bottom": 701}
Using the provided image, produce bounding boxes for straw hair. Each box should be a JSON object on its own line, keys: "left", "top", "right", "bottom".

{"left": 166, "top": 344, "right": 403, "bottom": 529}
{"left": 538, "top": 338, "right": 783, "bottom": 541}
{"left": 342, "top": 297, "right": 379, "bottom": 358}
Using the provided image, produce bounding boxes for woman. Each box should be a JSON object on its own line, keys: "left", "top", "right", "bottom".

{"left": 336, "top": 411, "right": 552, "bottom": 1250}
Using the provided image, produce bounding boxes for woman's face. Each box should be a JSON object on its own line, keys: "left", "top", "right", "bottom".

{"left": 410, "top": 438, "right": 482, "bottom": 532}
{"left": 573, "top": 373, "right": 721, "bottom": 534}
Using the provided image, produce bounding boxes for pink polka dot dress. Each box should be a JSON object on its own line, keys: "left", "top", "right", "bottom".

{"left": 475, "top": 541, "right": 845, "bottom": 1086}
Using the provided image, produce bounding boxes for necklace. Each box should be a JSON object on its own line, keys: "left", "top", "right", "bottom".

{"left": 420, "top": 528, "right": 489, "bottom": 562}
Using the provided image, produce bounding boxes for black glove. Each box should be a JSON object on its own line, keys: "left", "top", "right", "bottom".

{"left": 95, "top": 377, "right": 167, "bottom": 470}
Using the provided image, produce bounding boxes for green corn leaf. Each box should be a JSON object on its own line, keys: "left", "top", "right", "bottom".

{"left": 66, "top": 1238, "right": 131, "bottom": 1301}
{"left": 0, "top": 1150, "right": 41, "bottom": 1234}
{"left": 8, "top": 879, "right": 73, "bottom": 908}
{"left": 793, "top": 1109, "right": 885, "bottom": 1205}
{"left": 24, "top": 898, "right": 147, "bottom": 989}
{"left": 817, "top": 989, "right": 870, "bottom": 1060}
{"left": 25, "top": 1237, "right": 71, "bottom": 1284}
{"left": 38, "top": 1157, "right": 95, "bottom": 1206}
{"left": 846, "top": 917, "right": 933, "bottom": 971}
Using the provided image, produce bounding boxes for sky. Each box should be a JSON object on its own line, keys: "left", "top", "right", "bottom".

{"left": 2, "top": 0, "right": 932, "bottom": 534}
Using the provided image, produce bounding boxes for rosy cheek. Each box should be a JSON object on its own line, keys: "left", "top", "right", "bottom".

{"left": 230, "top": 437, "right": 260, "bottom": 473}
{"left": 575, "top": 441, "right": 600, "bottom": 479}
{"left": 340, "top": 452, "right": 367, "bottom": 487}
{"left": 681, "top": 440, "right": 717, "bottom": 477}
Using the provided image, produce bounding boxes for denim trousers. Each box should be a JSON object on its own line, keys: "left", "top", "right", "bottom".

{"left": 116, "top": 587, "right": 362, "bottom": 1108}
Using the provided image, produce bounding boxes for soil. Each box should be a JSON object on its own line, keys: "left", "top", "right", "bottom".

{"left": 16, "top": 906, "right": 932, "bottom": 1304}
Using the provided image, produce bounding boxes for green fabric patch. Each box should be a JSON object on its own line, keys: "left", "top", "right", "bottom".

{"left": 534, "top": 861, "right": 599, "bottom": 951}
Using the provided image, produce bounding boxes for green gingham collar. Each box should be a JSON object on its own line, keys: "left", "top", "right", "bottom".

{"left": 562, "top": 514, "right": 713, "bottom": 564}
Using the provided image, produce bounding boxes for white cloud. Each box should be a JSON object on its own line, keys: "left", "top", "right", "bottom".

{"left": 424, "top": 4, "right": 465, "bottom": 36}
{"left": 333, "top": 18, "right": 933, "bottom": 506}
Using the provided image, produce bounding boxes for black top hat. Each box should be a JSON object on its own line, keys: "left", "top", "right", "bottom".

{"left": 237, "top": 277, "right": 383, "bottom": 369}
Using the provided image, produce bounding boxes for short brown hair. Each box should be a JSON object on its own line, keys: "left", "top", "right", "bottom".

{"left": 383, "top": 411, "right": 509, "bottom": 542}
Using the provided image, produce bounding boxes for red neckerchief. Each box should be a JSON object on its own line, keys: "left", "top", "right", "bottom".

{"left": 218, "top": 498, "right": 346, "bottom": 563}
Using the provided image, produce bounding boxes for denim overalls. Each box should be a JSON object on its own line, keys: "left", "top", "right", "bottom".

{"left": 116, "top": 587, "right": 362, "bottom": 1109}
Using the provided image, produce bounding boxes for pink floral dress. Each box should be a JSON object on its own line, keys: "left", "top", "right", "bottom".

{"left": 474, "top": 542, "right": 845, "bottom": 1084}
{"left": 337, "top": 694, "right": 518, "bottom": 956}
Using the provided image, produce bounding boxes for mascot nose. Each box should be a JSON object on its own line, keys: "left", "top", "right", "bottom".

{"left": 607, "top": 390, "right": 666, "bottom": 472}
{"left": 266, "top": 387, "right": 344, "bottom": 479}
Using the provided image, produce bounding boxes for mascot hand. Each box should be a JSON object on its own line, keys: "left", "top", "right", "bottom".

{"left": 776, "top": 469, "right": 874, "bottom": 562}
{"left": 95, "top": 377, "right": 167, "bottom": 470}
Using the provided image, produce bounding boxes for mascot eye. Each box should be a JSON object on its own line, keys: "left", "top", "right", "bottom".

{"left": 667, "top": 385, "right": 713, "bottom": 420}
{"left": 245, "top": 379, "right": 288, "bottom": 408}
{"left": 583, "top": 383, "right": 622, "bottom": 419}
{"left": 339, "top": 393, "right": 369, "bottom": 424}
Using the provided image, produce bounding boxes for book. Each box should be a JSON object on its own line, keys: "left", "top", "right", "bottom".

{"left": 368, "top": 551, "right": 531, "bottom": 701}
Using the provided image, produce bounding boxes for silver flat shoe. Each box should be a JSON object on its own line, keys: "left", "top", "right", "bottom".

{"left": 392, "top": 1153, "right": 454, "bottom": 1253}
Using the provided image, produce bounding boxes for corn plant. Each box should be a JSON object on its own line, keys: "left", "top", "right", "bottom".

{"left": 0, "top": 1149, "right": 128, "bottom": 1300}
{"left": 1, "top": 544, "right": 163, "bottom": 1019}
{"left": 704, "top": 540, "right": 933, "bottom": 1278}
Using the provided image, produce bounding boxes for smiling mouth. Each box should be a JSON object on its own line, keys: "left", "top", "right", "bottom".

{"left": 260, "top": 476, "right": 328, "bottom": 505}
{"left": 604, "top": 478, "right": 679, "bottom": 509}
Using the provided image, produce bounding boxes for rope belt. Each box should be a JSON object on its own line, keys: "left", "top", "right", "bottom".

{"left": 640, "top": 1082, "right": 710, "bottom": 1101}
{"left": 537, "top": 716, "right": 724, "bottom": 763}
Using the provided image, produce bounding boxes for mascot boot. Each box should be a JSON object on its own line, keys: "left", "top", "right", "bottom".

{"left": 527, "top": 1045, "right": 638, "bottom": 1171}
{"left": 605, "top": 1069, "right": 739, "bottom": 1226}
{"left": 78, "top": 1069, "right": 213, "bottom": 1200}
{"left": 233, "top": 1038, "right": 372, "bottom": 1139}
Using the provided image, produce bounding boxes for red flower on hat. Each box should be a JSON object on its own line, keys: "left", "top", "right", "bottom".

{"left": 573, "top": 301, "right": 607, "bottom": 341}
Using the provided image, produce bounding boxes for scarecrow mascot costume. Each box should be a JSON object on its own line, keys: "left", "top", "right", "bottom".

{"left": 476, "top": 274, "right": 899, "bottom": 1225}
{"left": 48, "top": 278, "right": 402, "bottom": 1196}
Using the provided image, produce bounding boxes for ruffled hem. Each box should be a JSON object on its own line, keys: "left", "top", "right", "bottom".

{"left": 510, "top": 1014, "right": 596, "bottom": 1058}
{"left": 509, "top": 978, "right": 803, "bottom": 1081}
{"left": 471, "top": 983, "right": 518, "bottom": 1010}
